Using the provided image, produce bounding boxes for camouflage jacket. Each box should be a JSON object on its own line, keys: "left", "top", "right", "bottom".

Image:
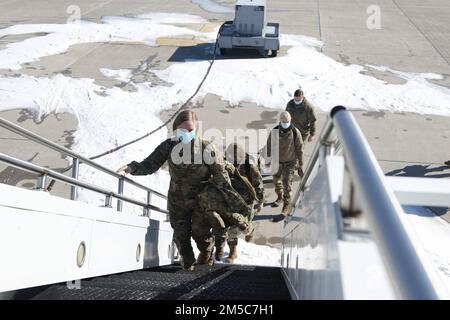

{"left": 127, "top": 137, "right": 249, "bottom": 212}
{"left": 266, "top": 125, "right": 304, "bottom": 165}
{"left": 225, "top": 161, "right": 264, "bottom": 206}
{"left": 286, "top": 98, "right": 317, "bottom": 137}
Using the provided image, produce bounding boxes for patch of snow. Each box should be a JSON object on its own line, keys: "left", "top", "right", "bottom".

{"left": 402, "top": 206, "right": 450, "bottom": 299}
{"left": 154, "top": 33, "right": 450, "bottom": 115}
{"left": 192, "top": 238, "right": 281, "bottom": 267}
{"left": 100, "top": 68, "right": 133, "bottom": 82}
{"left": 0, "top": 13, "right": 210, "bottom": 70}
{"left": 0, "top": 73, "right": 171, "bottom": 218}
{"left": 1, "top": 13, "right": 449, "bottom": 118}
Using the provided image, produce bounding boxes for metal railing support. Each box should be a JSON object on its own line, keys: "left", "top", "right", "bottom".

{"left": 70, "top": 158, "right": 79, "bottom": 200}
{"left": 36, "top": 174, "right": 47, "bottom": 190}
{"left": 104, "top": 194, "right": 113, "bottom": 208}
{"left": 117, "top": 177, "right": 124, "bottom": 212}
{"left": 143, "top": 191, "right": 152, "bottom": 217}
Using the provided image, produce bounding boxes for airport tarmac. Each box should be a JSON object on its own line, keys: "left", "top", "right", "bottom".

{"left": 0, "top": 0, "right": 449, "bottom": 248}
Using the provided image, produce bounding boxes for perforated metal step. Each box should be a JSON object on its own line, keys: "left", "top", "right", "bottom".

{"left": 31, "top": 264, "right": 291, "bottom": 300}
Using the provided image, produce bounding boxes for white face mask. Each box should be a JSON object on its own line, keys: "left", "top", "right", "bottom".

{"left": 294, "top": 98, "right": 303, "bottom": 105}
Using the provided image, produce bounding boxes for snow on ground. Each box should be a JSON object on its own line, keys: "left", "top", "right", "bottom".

{"left": 402, "top": 206, "right": 450, "bottom": 299}
{"left": 0, "top": 13, "right": 450, "bottom": 269}
{"left": 0, "top": 13, "right": 210, "bottom": 70}
{"left": 0, "top": 73, "right": 172, "bottom": 213}
{"left": 1, "top": 13, "right": 449, "bottom": 116}
{"left": 154, "top": 33, "right": 450, "bottom": 115}
{"left": 192, "top": 239, "right": 281, "bottom": 267}
{"left": 99, "top": 68, "right": 133, "bottom": 82}
{"left": 0, "top": 13, "right": 218, "bottom": 210}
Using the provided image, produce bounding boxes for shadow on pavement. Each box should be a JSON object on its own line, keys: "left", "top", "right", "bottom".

{"left": 386, "top": 165, "right": 450, "bottom": 178}
{"left": 168, "top": 44, "right": 266, "bottom": 62}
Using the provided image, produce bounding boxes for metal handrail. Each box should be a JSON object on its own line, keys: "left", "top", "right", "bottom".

{"left": 288, "top": 111, "right": 336, "bottom": 211}
{"left": 332, "top": 107, "right": 438, "bottom": 300}
{"left": 0, "top": 152, "right": 168, "bottom": 215}
{"left": 287, "top": 106, "right": 439, "bottom": 300}
{"left": 0, "top": 117, "right": 167, "bottom": 202}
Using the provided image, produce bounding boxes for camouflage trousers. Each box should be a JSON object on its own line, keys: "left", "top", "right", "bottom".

{"left": 273, "top": 160, "right": 297, "bottom": 205}
{"left": 168, "top": 198, "right": 214, "bottom": 269}
{"left": 198, "top": 185, "right": 250, "bottom": 250}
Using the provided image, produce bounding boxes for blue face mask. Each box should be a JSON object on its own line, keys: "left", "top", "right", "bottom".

{"left": 176, "top": 129, "right": 196, "bottom": 144}
{"left": 280, "top": 122, "right": 291, "bottom": 129}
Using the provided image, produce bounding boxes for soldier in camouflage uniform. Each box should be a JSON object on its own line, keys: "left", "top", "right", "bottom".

{"left": 286, "top": 88, "right": 317, "bottom": 142}
{"left": 197, "top": 176, "right": 251, "bottom": 259}
{"left": 117, "top": 110, "right": 248, "bottom": 270}
{"left": 265, "top": 112, "right": 304, "bottom": 222}
{"left": 198, "top": 143, "right": 264, "bottom": 263}
{"left": 285, "top": 88, "right": 317, "bottom": 177}
{"left": 225, "top": 144, "right": 264, "bottom": 263}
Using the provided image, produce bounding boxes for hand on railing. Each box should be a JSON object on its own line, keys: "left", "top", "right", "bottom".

{"left": 116, "top": 165, "right": 131, "bottom": 176}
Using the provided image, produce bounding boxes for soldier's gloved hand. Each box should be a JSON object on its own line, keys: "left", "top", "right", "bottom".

{"left": 255, "top": 203, "right": 262, "bottom": 213}
{"left": 308, "top": 135, "right": 314, "bottom": 142}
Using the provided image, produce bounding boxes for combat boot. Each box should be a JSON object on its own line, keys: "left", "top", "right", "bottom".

{"left": 272, "top": 192, "right": 283, "bottom": 207}
{"left": 272, "top": 202, "right": 290, "bottom": 223}
{"left": 196, "top": 251, "right": 213, "bottom": 266}
{"left": 226, "top": 244, "right": 238, "bottom": 264}
{"left": 245, "top": 227, "right": 255, "bottom": 242}
{"left": 215, "top": 246, "right": 225, "bottom": 261}
{"left": 281, "top": 201, "right": 290, "bottom": 217}
{"left": 180, "top": 255, "right": 196, "bottom": 271}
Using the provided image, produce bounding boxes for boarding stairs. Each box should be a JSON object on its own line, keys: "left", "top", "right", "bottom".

{"left": 0, "top": 107, "right": 449, "bottom": 300}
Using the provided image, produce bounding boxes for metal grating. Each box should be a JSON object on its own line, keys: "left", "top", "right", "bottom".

{"left": 30, "top": 264, "right": 291, "bottom": 300}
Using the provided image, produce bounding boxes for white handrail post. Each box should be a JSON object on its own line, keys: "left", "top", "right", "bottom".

{"left": 70, "top": 158, "right": 79, "bottom": 200}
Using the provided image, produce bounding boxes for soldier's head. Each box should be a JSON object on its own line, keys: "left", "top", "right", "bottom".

{"left": 226, "top": 143, "right": 247, "bottom": 165}
{"left": 279, "top": 111, "right": 292, "bottom": 130}
{"left": 173, "top": 110, "right": 198, "bottom": 144}
{"left": 294, "top": 88, "right": 304, "bottom": 105}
